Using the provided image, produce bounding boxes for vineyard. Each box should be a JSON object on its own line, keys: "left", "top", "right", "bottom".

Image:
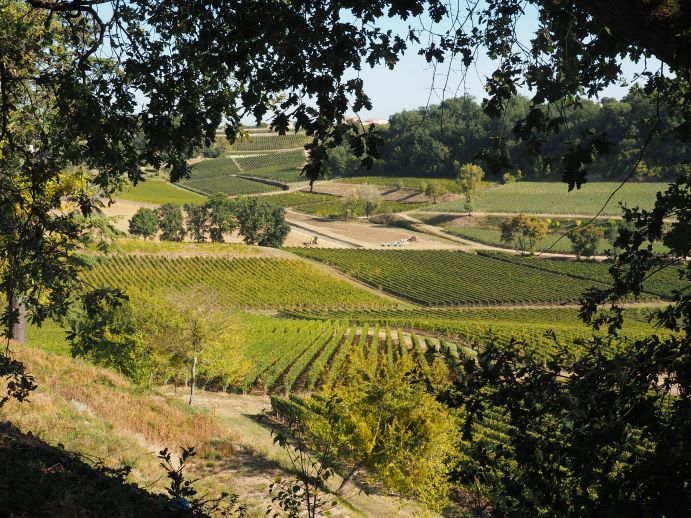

{"left": 182, "top": 175, "right": 280, "bottom": 195}
{"left": 340, "top": 176, "right": 460, "bottom": 193}
{"left": 232, "top": 314, "right": 443, "bottom": 393}
{"left": 234, "top": 149, "right": 305, "bottom": 172}
{"left": 227, "top": 133, "right": 310, "bottom": 152}
{"left": 187, "top": 157, "right": 241, "bottom": 179}
{"left": 81, "top": 255, "right": 392, "bottom": 309}
{"left": 118, "top": 178, "right": 206, "bottom": 205}
{"left": 480, "top": 252, "right": 687, "bottom": 299}
{"left": 288, "top": 249, "right": 632, "bottom": 305}
{"left": 425, "top": 181, "right": 667, "bottom": 215}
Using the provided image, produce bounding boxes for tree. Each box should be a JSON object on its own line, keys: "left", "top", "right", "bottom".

{"left": 342, "top": 190, "right": 361, "bottom": 221}
{"left": 128, "top": 208, "right": 158, "bottom": 239}
{"left": 424, "top": 180, "right": 447, "bottom": 204}
{"left": 184, "top": 204, "right": 209, "bottom": 243}
{"left": 235, "top": 198, "right": 290, "bottom": 247}
{"left": 500, "top": 213, "right": 548, "bottom": 255}
{"left": 567, "top": 224, "right": 604, "bottom": 259}
{"left": 456, "top": 163, "right": 485, "bottom": 214}
{"left": 289, "top": 356, "right": 460, "bottom": 511}
{"left": 205, "top": 193, "right": 237, "bottom": 243}
{"left": 356, "top": 184, "right": 381, "bottom": 218}
{"left": 67, "top": 289, "right": 149, "bottom": 383}
{"left": 442, "top": 175, "right": 691, "bottom": 515}
{"left": 158, "top": 204, "right": 186, "bottom": 242}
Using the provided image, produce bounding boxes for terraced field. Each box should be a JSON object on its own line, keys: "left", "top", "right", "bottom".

{"left": 425, "top": 181, "right": 667, "bottom": 215}
{"left": 81, "top": 255, "right": 392, "bottom": 309}
{"left": 288, "top": 249, "right": 622, "bottom": 305}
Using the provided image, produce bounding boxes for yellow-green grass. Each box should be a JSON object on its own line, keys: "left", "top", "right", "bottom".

{"left": 5, "top": 345, "right": 231, "bottom": 490}
{"left": 425, "top": 181, "right": 668, "bottom": 215}
{"left": 117, "top": 177, "right": 206, "bottom": 205}
{"left": 81, "top": 254, "right": 393, "bottom": 310}
{"left": 340, "top": 176, "right": 460, "bottom": 192}
{"left": 115, "top": 238, "right": 260, "bottom": 256}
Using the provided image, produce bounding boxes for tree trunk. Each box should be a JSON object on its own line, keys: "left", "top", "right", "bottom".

{"left": 336, "top": 463, "right": 363, "bottom": 495}
{"left": 9, "top": 294, "right": 26, "bottom": 345}
{"left": 188, "top": 348, "right": 198, "bottom": 405}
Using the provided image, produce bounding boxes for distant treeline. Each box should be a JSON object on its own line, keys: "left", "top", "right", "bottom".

{"left": 329, "top": 89, "right": 691, "bottom": 181}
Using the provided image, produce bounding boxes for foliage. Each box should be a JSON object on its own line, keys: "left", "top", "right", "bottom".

{"left": 568, "top": 224, "right": 605, "bottom": 259}
{"left": 184, "top": 204, "right": 210, "bottom": 243}
{"left": 499, "top": 213, "right": 548, "bottom": 255}
{"left": 204, "top": 193, "right": 237, "bottom": 243}
{"left": 456, "top": 163, "right": 485, "bottom": 213}
{"left": 158, "top": 204, "right": 186, "bottom": 242}
{"left": 68, "top": 288, "right": 150, "bottom": 383}
{"left": 235, "top": 198, "right": 290, "bottom": 247}
{"left": 128, "top": 207, "right": 159, "bottom": 239}
{"left": 424, "top": 180, "right": 447, "bottom": 203}
{"left": 441, "top": 174, "right": 691, "bottom": 514}
{"left": 353, "top": 184, "right": 381, "bottom": 218}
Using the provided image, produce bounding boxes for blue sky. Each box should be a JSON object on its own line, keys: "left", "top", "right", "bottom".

{"left": 344, "top": 4, "right": 654, "bottom": 121}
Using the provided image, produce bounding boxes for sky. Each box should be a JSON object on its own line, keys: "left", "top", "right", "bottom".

{"left": 338, "top": 4, "right": 654, "bottom": 122}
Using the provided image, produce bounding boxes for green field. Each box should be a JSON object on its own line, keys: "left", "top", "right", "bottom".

{"left": 235, "top": 149, "right": 305, "bottom": 172}
{"left": 228, "top": 133, "right": 310, "bottom": 152}
{"left": 288, "top": 249, "right": 632, "bottom": 305}
{"left": 425, "top": 181, "right": 667, "bottom": 215}
{"left": 480, "top": 252, "right": 686, "bottom": 299}
{"left": 187, "top": 157, "right": 241, "bottom": 179}
{"left": 254, "top": 191, "right": 427, "bottom": 217}
{"left": 117, "top": 178, "right": 206, "bottom": 205}
{"left": 182, "top": 175, "right": 280, "bottom": 195}
{"left": 81, "top": 255, "right": 392, "bottom": 310}
{"left": 340, "top": 176, "right": 460, "bottom": 193}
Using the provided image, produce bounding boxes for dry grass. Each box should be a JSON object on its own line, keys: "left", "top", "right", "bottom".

{"left": 2, "top": 345, "right": 236, "bottom": 488}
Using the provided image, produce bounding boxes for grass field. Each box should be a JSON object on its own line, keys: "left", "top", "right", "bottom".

{"left": 340, "top": 176, "right": 460, "bottom": 193}
{"left": 425, "top": 181, "right": 668, "bottom": 215}
{"left": 288, "top": 249, "right": 629, "bottom": 306}
{"left": 228, "top": 133, "right": 310, "bottom": 152}
{"left": 253, "top": 191, "right": 427, "bottom": 217}
{"left": 117, "top": 178, "right": 206, "bottom": 205}
{"left": 81, "top": 254, "right": 392, "bottom": 309}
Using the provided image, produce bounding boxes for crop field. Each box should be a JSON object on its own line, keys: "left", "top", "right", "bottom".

{"left": 80, "top": 255, "right": 392, "bottom": 309}
{"left": 285, "top": 306, "right": 669, "bottom": 361}
{"left": 234, "top": 149, "right": 305, "bottom": 172}
{"left": 425, "top": 181, "right": 667, "bottom": 215}
{"left": 227, "top": 133, "right": 310, "bottom": 152}
{"left": 182, "top": 175, "right": 280, "bottom": 195}
{"left": 288, "top": 249, "right": 624, "bottom": 305}
{"left": 254, "top": 191, "right": 427, "bottom": 217}
{"left": 244, "top": 168, "right": 305, "bottom": 183}
{"left": 340, "top": 176, "right": 460, "bottom": 193}
{"left": 187, "top": 157, "right": 241, "bottom": 179}
{"left": 117, "top": 178, "right": 206, "bottom": 205}
{"left": 481, "top": 252, "right": 687, "bottom": 300}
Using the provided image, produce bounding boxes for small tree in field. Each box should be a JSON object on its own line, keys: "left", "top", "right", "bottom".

{"left": 500, "top": 213, "right": 548, "bottom": 255}
{"left": 236, "top": 198, "right": 290, "bottom": 247}
{"left": 424, "top": 180, "right": 447, "bottom": 204}
{"left": 568, "top": 224, "right": 604, "bottom": 259}
{"left": 205, "top": 193, "right": 237, "bottom": 243}
{"left": 129, "top": 207, "right": 158, "bottom": 239}
{"left": 357, "top": 184, "right": 381, "bottom": 218}
{"left": 184, "top": 204, "right": 210, "bottom": 243}
{"left": 342, "top": 189, "right": 361, "bottom": 221}
{"left": 158, "top": 203, "right": 186, "bottom": 242}
{"left": 456, "top": 162, "right": 485, "bottom": 214}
